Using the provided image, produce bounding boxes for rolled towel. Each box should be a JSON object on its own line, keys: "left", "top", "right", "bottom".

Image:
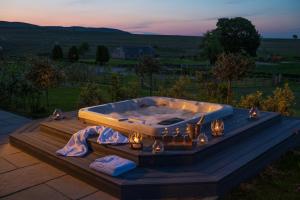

{"left": 89, "top": 155, "right": 136, "bottom": 176}
{"left": 97, "top": 128, "right": 128, "bottom": 144}
{"left": 56, "top": 126, "right": 105, "bottom": 157}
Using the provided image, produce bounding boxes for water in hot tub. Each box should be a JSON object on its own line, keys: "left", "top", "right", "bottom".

{"left": 108, "top": 105, "right": 201, "bottom": 126}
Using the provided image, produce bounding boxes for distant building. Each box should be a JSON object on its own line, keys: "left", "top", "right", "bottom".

{"left": 111, "top": 46, "right": 155, "bottom": 60}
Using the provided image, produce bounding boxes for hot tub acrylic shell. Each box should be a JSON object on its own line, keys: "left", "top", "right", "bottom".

{"left": 78, "top": 97, "right": 233, "bottom": 136}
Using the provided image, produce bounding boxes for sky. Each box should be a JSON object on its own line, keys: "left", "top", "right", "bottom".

{"left": 0, "top": 0, "right": 300, "bottom": 38}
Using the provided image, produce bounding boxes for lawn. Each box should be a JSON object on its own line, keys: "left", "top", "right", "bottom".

{"left": 80, "top": 58, "right": 208, "bottom": 66}
{"left": 223, "top": 147, "right": 300, "bottom": 200}
{"left": 46, "top": 87, "right": 81, "bottom": 113}
{"left": 255, "top": 62, "right": 300, "bottom": 75}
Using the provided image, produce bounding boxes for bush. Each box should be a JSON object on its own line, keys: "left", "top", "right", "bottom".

{"left": 110, "top": 73, "right": 124, "bottom": 101}
{"left": 262, "top": 84, "right": 295, "bottom": 116}
{"left": 239, "top": 91, "right": 264, "bottom": 108}
{"left": 78, "top": 83, "right": 105, "bottom": 107}
{"left": 159, "top": 76, "right": 191, "bottom": 99}
{"left": 238, "top": 84, "right": 295, "bottom": 116}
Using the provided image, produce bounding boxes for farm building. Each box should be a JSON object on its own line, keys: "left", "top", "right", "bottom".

{"left": 111, "top": 46, "right": 155, "bottom": 59}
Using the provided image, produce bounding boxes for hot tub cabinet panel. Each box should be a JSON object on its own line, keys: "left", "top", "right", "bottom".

{"left": 78, "top": 97, "right": 233, "bottom": 136}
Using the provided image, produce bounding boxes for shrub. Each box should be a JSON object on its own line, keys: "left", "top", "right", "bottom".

{"left": 78, "top": 83, "right": 105, "bottom": 107}
{"left": 238, "top": 84, "right": 295, "bottom": 116}
{"left": 161, "top": 76, "right": 191, "bottom": 99}
{"left": 110, "top": 73, "right": 124, "bottom": 101}
{"left": 239, "top": 91, "right": 264, "bottom": 108}
{"left": 262, "top": 84, "right": 295, "bottom": 116}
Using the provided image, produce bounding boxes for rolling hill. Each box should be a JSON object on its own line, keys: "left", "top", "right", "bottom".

{"left": 0, "top": 21, "right": 299, "bottom": 59}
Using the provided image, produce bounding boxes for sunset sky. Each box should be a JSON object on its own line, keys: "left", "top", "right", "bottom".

{"left": 1, "top": 0, "right": 299, "bottom": 38}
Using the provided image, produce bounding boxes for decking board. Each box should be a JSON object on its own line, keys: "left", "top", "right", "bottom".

{"left": 9, "top": 109, "right": 300, "bottom": 199}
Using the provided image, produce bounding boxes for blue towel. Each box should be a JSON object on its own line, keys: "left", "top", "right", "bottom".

{"left": 89, "top": 155, "right": 136, "bottom": 176}
{"left": 56, "top": 126, "right": 128, "bottom": 157}
{"left": 97, "top": 127, "right": 128, "bottom": 144}
{"left": 56, "top": 126, "right": 105, "bottom": 157}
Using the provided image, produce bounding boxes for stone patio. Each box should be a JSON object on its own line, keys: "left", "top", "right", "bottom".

{"left": 0, "top": 110, "right": 117, "bottom": 200}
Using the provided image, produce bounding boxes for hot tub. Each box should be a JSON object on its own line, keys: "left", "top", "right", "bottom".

{"left": 78, "top": 97, "right": 233, "bottom": 136}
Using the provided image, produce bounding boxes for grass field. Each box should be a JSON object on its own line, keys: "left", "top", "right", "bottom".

{"left": 255, "top": 62, "right": 300, "bottom": 75}
{"left": 1, "top": 27, "right": 300, "bottom": 59}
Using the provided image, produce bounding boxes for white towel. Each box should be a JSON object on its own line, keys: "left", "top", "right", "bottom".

{"left": 56, "top": 126, "right": 128, "bottom": 157}
{"left": 97, "top": 128, "right": 128, "bottom": 144}
{"left": 56, "top": 126, "right": 105, "bottom": 157}
{"left": 89, "top": 155, "right": 136, "bottom": 176}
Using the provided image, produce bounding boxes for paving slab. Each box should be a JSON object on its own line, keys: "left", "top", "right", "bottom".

{"left": 0, "top": 158, "right": 16, "bottom": 174}
{"left": 1, "top": 184, "right": 69, "bottom": 200}
{"left": 0, "top": 110, "right": 31, "bottom": 135}
{"left": 46, "top": 175, "right": 98, "bottom": 199}
{"left": 80, "top": 190, "right": 119, "bottom": 200}
{"left": 0, "top": 135, "right": 8, "bottom": 144}
{"left": 0, "top": 162, "right": 65, "bottom": 197}
{"left": 0, "top": 143, "right": 20, "bottom": 157}
{"left": 2, "top": 151, "right": 40, "bottom": 168}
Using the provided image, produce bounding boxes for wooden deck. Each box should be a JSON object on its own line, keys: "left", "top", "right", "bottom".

{"left": 9, "top": 109, "right": 300, "bottom": 200}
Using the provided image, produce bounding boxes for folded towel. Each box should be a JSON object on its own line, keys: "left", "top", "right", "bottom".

{"left": 89, "top": 155, "right": 136, "bottom": 176}
{"left": 56, "top": 126, "right": 105, "bottom": 157}
{"left": 97, "top": 128, "right": 128, "bottom": 144}
{"left": 56, "top": 126, "right": 129, "bottom": 157}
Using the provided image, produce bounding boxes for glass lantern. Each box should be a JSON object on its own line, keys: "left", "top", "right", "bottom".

{"left": 198, "top": 133, "right": 208, "bottom": 146}
{"left": 211, "top": 119, "right": 224, "bottom": 137}
{"left": 52, "top": 108, "right": 65, "bottom": 120}
{"left": 249, "top": 106, "right": 260, "bottom": 119}
{"left": 152, "top": 138, "right": 164, "bottom": 153}
{"left": 172, "top": 127, "right": 181, "bottom": 142}
{"left": 129, "top": 132, "right": 143, "bottom": 150}
{"left": 161, "top": 127, "right": 169, "bottom": 141}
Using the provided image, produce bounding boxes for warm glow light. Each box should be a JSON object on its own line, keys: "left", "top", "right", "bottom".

{"left": 129, "top": 132, "right": 143, "bottom": 150}
{"left": 211, "top": 120, "right": 224, "bottom": 137}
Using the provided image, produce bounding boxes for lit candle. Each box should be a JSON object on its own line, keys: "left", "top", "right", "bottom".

{"left": 133, "top": 136, "right": 139, "bottom": 143}
{"left": 152, "top": 138, "right": 164, "bottom": 153}
{"left": 129, "top": 132, "right": 143, "bottom": 150}
{"left": 211, "top": 120, "right": 224, "bottom": 137}
{"left": 198, "top": 133, "right": 208, "bottom": 146}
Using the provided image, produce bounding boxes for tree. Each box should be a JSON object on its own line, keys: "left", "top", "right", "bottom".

{"left": 26, "top": 60, "right": 60, "bottom": 108}
{"left": 137, "top": 56, "right": 160, "bottom": 96}
{"left": 202, "top": 31, "right": 223, "bottom": 64}
{"left": 293, "top": 34, "right": 298, "bottom": 39}
{"left": 216, "top": 17, "right": 261, "bottom": 56}
{"left": 96, "top": 45, "right": 110, "bottom": 64}
{"left": 68, "top": 46, "right": 79, "bottom": 62}
{"left": 213, "top": 52, "right": 255, "bottom": 103}
{"left": 78, "top": 42, "right": 90, "bottom": 56}
{"left": 51, "top": 45, "right": 63, "bottom": 60}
